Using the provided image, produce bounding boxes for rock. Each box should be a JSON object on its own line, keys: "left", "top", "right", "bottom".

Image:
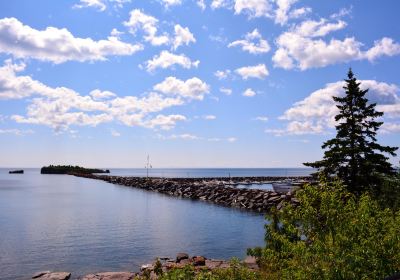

{"left": 244, "top": 256, "right": 259, "bottom": 270}
{"left": 32, "top": 272, "right": 71, "bottom": 280}
{"left": 32, "top": 271, "right": 51, "bottom": 278}
{"left": 205, "top": 259, "right": 224, "bottom": 269}
{"left": 192, "top": 256, "right": 206, "bottom": 266}
{"left": 179, "top": 258, "right": 192, "bottom": 265}
{"left": 141, "top": 264, "right": 154, "bottom": 271}
{"left": 81, "top": 272, "right": 136, "bottom": 280}
{"left": 176, "top": 252, "right": 189, "bottom": 263}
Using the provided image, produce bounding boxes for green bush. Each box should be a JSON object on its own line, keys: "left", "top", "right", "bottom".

{"left": 153, "top": 259, "right": 261, "bottom": 280}
{"left": 248, "top": 181, "right": 400, "bottom": 279}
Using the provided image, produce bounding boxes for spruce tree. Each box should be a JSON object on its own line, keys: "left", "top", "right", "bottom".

{"left": 304, "top": 69, "right": 398, "bottom": 194}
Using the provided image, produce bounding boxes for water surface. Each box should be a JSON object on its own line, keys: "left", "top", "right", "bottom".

{"left": 0, "top": 169, "right": 269, "bottom": 280}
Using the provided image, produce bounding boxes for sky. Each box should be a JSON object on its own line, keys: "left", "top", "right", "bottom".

{"left": 0, "top": 0, "right": 399, "bottom": 168}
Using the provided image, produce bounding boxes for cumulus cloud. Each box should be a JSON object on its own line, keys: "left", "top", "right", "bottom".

{"left": 228, "top": 29, "right": 270, "bottom": 54}
{"left": 153, "top": 76, "right": 210, "bottom": 100}
{"left": 243, "top": 88, "right": 256, "bottom": 97}
{"left": 0, "top": 60, "right": 207, "bottom": 131}
{"left": 234, "top": 0, "right": 272, "bottom": 18}
{"left": 273, "top": 18, "right": 400, "bottom": 70}
{"left": 267, "top": 79, "right": 400, "bottom": 135}
{"left": 173, "top": 24, "right": 196, "bottom": 50}
{"left": 145, "top": 50, "right": 199, "bottom": 72}
{"left": 124, "top": 9, "right": 170, "bottom": 46}
{"left": 235, "top": 64, "right": 268, "bottom": 79}
{"left": 274, "top": 0, "right": 311, "bottom": 25}
{"left": 0, "top": 17, "right": 142, "bottom": 64}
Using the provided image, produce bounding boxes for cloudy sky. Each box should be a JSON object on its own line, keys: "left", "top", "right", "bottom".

{"left": 0, "top": 0, "right": 399, "bottom": 168}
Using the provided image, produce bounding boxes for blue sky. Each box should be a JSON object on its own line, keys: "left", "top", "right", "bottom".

{"left": 0, "top": 0, "right": 399, "bottom": 168}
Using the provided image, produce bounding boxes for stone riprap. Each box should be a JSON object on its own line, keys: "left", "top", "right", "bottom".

{"left": 72, "top": 174, "right": 310, "bottom": 213}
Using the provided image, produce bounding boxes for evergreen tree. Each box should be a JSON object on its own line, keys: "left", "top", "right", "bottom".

{"left": 304, "top": 69, "right": 398, "bottom": 194}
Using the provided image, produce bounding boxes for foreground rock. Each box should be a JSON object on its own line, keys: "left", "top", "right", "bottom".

{"left": 32, "top": 271, "right": 71, "bottom": 280}
{"left": 81, "top": 272, "right": 137, "bottom": 280}
{"left": 73, "top": 174, "right": 308, "bottom": 213}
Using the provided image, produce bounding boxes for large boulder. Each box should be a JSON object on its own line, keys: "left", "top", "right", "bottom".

{"left": 32, "top": 271, "right": 71, "bottom": 280}
{"left": 192, "top": 256, "right": 206, "bottom": 266}
{"left": 176, "top": 252, "right": 189, "bottom": 263}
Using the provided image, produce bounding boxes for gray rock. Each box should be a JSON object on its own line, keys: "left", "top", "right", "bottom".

{"left": 81, "top": 272, "right": 136, "bottom": 280}
{"left": 32, "top": 272, "right": 71, "bottom": 280}
{"left": 176, "top": 252, "right": 189, "bottom": 263}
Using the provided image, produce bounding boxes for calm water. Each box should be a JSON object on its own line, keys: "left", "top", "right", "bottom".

{"left": 0, "top": 168, "right": 303, "bottom": 280}
{"left": 109, "top": 167, "right": 313, "bottom": 177}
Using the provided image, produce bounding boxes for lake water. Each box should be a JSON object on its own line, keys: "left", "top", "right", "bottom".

{"left": 0, "top": 168, "right": 309, "bottom": 279}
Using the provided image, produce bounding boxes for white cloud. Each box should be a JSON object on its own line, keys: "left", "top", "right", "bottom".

{"left": 364, "top": 37, "right": 400, "bottom": 61}
{"left": 197, "top": 0, "right": 206, "bottom": 10}
{"left": 73, "top": 0, "right": 106, "bottom": 11}
{"left": 160, "top": 0, "right": 182, "bottom": 8}
{"left": 214, "top": 69, "right": 231, "bottom": 80}
{"left": 0, "top": 18, "right": 143, "bottom": 64}
{"left": 219, "top": 87, "right": 232, "bottom": 95}
{"left": 234, "top": 0, "right": 272, "bottom": 18}
{"left": 211, "top": 0, "right": 230, "bottom": 9}
{"left": 268, "top": 79, "right": 400, "bottom": 135}
{"left": 273, "top": 18, "right": 400, "bottom": 70}
{"left": 203, "top": 115, "right": 216, "bottom": 120}
{"left": 254, "top": 116, "right": 268, "bottom": 122}
{"left": 227, "top": 137, "right": 237, "bottom": 142}
{"left": 274, "top": 0, "right": 311, "bottom": 25}
{"left": 73, "top": 0, "right": 131, "bottom": 11}
{"left": 381, "top": 123, "right": 400, "bottom": 134}
{"left": 173, "top": 24, "right": 196, "bottom": 50}
{"left": 153, "top": 76, "right": 210, "bottom": 100}
{"left": 90, "top": 89, "right": 117, "bottom": 100}
{"left": 228, "top": 28, "right": 270, "bottom": 54}
{"left": 0, "top": 128, "right": 34, "bottom": 136}
{"left": 124, "top": 9, "right": 170, "bottom": 46}
{"left": 0, "top": 61, "right": 206, "bottom": 131}
{"left": 235, "top": 64, "right": 268, "bottom": 79}
{"left": 110, "top": 129, "right": 121, "bottom": 137}
{"left": 144, "top": 114, "right": 186, "bottom": 130}
{"left": 145, "top": 50, "right": 200, "bottom": 72}
{"left": 243, "top": 88, "right": 256, "bottom": 97}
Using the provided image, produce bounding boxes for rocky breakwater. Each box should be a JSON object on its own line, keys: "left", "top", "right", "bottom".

{"left": 72, "top": 174, "right": 307, "bottom": 213}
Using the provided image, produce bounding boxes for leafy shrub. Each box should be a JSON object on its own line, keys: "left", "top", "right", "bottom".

{"left": 248, "top": 181, "right": 400, "bottom": 279}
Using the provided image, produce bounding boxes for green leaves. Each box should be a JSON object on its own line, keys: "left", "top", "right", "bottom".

{"left": 249, "top": 182, "right": 400, "bottom": 279}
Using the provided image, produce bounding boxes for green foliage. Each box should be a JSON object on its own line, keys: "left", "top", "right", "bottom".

{"left": 304, "top": 69, "right": 398, "bottom": 194}
{"left": 153, "top": 259, "right": 261, "bottom": 280}
{"left": 248, "top": 182, "right": 400, "bottom": 279}
{"left": 373, "top": 172, "right": 400, "bottom": 212}
{"left": 40, "top": 165, "right": 109, "bottom": 174}
{"left": 154, "top": 258, "right": 163, "bottom": 276}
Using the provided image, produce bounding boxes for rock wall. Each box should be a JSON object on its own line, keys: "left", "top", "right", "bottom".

{"left": 73, "top": 174, "right": 307, "bottom": 213}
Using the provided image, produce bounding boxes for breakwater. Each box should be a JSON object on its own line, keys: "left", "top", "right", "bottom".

{"left": 72, "top": 174, "right": 310, "bottom": 213}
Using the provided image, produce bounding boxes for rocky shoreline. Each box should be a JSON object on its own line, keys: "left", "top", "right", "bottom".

{"left": 32, "top": 253, "right": 258, "bottom": 279}
{"left": 72, "top": 174, "right": 311, "bottom": 213}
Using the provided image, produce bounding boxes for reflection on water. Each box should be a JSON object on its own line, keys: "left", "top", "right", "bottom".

{"left": 0, "top": 169, "right": 266, "bottom": 280}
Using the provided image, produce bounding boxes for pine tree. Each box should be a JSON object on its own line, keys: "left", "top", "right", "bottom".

{"left": 304, "top": 69, "right": 398, "bottom": 194}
